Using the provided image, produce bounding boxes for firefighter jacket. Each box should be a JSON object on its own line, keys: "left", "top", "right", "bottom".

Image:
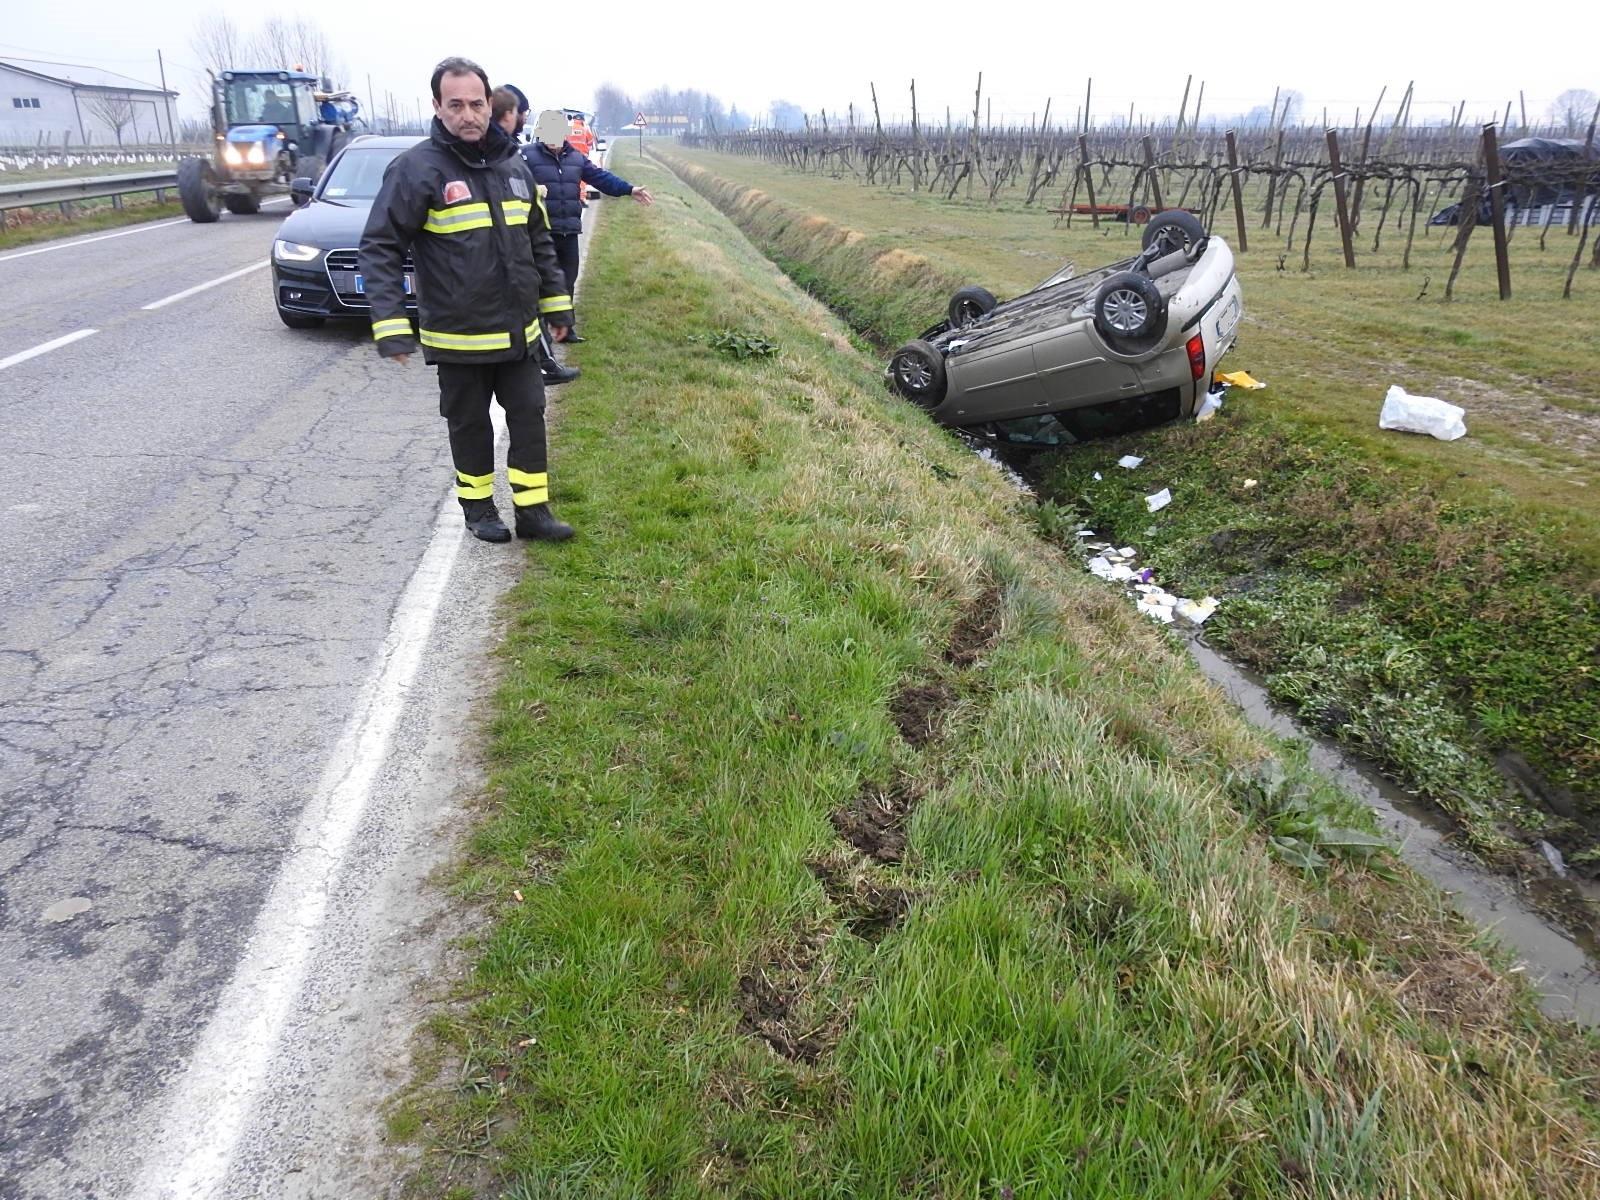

{"left": 521, "top": 140, "right": 635, "bottom": 235}
{"left": 359, "top": 119, "right": 572, "bottom": 364}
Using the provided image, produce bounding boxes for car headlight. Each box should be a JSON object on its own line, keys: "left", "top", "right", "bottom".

{"left": 273, "top": 239, "right": 322, "bottom": 263}
{"left": 223, "top": 144, "right": 244, "bottom": 166}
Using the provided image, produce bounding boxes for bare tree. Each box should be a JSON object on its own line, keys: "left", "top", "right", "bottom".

{"left": 1547, "top": 89, "right": 1600, "bottom": 135}
{"left": 593, "top": 83, "right": 634, "bottom": 133}
{"left": 190, "top": 14, "right": 244, "bottom": 74}
{"left": 84, "top": 92, "right": 136, "bottom": 145}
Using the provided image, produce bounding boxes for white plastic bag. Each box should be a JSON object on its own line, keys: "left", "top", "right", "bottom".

{"left": 1379, "top": 386, "right": 1467, "bottom": 442}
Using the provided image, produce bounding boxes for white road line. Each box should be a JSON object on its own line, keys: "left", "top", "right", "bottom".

{"left": 131, "top": 482, "right": 475, "bottom": 1199}
{"left": 141, "top": 260, "right": 270, "bottom": 311}
{"left": 0, "top": 328, "right": 97, "bottom": 371}
{"left": 0, "top": 217, "right": 189, "bottom": 263}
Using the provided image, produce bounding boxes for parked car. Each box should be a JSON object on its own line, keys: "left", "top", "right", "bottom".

{"left": 887, "top": 212, "right": 1244, "bottom": 442}
{"left": 269, "top": 134, "right": 423, "bottom": 329}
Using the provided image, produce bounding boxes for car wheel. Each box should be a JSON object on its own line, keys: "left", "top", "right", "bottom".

{"left": 1140, "top": 210, "right": 1207, "bottom": 256}
{"left": 889, "top": 340, "right": 947, "bottom": 408}
{"left": 1129, "top": 204, "right": 1153, "bottom": 225}
{"left": 223, "top": 192, "right": 261, "bottom": 215}
{"left": 277, "top": 307, "right": 325, "bottom": 330}
{"left": 1093, "top": 272, "right": 1166, "bottom": 342}
{"left": 948, "top": 285, "right": 997, "bottom": 329}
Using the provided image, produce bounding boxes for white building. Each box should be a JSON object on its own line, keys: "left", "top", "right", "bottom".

{"left": 1, "top": 58, "right": 179, "bottom": 147}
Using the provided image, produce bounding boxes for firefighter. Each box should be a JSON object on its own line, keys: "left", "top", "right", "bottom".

{"left": 524, "top": 108, "right": 653, "bottom": 342}
{"left": 359, "top": 57, "right": 575, "bottom": 544}
{"left": 567, "top": 112, "right": 596, "bottom": 157}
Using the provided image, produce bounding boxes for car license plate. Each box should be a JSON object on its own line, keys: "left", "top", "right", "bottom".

{"left": 352, "top": 274, "right": 414, "bottom": 295}
{"left": 1217, "top": 293, "right": 1240, "bottom": 339}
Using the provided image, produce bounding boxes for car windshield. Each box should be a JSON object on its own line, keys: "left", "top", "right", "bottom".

{"left": 225, "top": 79, "right": 301, "bottom": 126}
{"left": 318, "top": 146, "right": 406, "bottom": 202}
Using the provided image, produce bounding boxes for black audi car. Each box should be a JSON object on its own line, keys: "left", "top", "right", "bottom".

{"left": 270, "top": 135, "right": 423, "bottom": 329}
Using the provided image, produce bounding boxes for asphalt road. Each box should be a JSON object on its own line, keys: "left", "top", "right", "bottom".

{"left": 1, "top": 180, "right": 595, "bottom": 1197}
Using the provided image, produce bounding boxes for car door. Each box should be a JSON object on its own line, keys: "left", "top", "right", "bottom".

{"left": 944, "top": 340, "right": 1050, "bottom": 423}
{"left": 1030, "top": 322, "right": 1146, "bottom": 413}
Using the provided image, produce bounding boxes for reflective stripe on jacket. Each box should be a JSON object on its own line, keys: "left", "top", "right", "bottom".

{"left": 358, "top": 119, "right": 572, "bottom": 364}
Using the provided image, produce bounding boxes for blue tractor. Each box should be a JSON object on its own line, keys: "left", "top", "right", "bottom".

{"left": 177, "top": 68, "right": 361, "bottom": 222}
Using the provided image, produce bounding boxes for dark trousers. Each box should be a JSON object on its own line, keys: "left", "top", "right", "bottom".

{"left": 553, "top": 232, "right": 580, "bottom": 323}
{"left": 437, "top": 357, "right": 549, "bottom": 510}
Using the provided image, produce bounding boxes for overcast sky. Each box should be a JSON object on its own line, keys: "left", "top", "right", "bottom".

{"left": 4, "top": 1, "right": 1595, "bottom": 130}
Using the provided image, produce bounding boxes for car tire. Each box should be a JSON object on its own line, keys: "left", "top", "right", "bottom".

{"left": 889, "top": 340, "right": 947, "bottom": 408}
{"left": 948, "top": 285, "right": 997, "bottom": 329}
{"left": 277, "top": 307, "right": 324, "bottom": 330}
{"left": 1129, "top": 204, "right": 1153, "bottom": 225}
{"left": 1093, "top": 272, "right": 1166, "bottom": 342}
{"left": 1140, "top": 210, "right": 1207, "bottom": 256}
{"left": 177, "top": 156, "right": 221, "bottom": 224}
{"left": 223, "top": 192, "right": 261, "bottom": 215}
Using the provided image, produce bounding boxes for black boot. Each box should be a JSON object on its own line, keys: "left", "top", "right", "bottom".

{"left": 461, "top": 499, "right": 510, "bottom": 543}
{"left": 515, "top": 503, "right": 574, "bottom": 542}
{"left": 541, "top": 361, "right": 580, "bottom": 385}
{"left": 563, "top": 331, "right": 587, "bottom": 344}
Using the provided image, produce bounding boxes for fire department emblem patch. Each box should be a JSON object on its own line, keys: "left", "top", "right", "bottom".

{"left": 442, "top": 180, "right": 471, "bottom": 205}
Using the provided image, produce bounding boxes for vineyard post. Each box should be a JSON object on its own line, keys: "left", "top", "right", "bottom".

{"left": 1225, "top": 130, "right": 1248, "bottom": 251}
{"left": 1481, "top": 123, "right": 1513, "bottom": 299}
{"left": 1263, "top": 126, "right": 1285, "bottom": 227}
{"left": 1325, "top": 128, "right": 1357, "bottom": 267}
{"left": 1078, "top": 134, "right": 1100, "bottom": 228}
{"left": 1571, "top": 99, "right": 1599, "bottom": 235}
{"left": 1141, "top": 136, "right": 1164, "bottom": 210}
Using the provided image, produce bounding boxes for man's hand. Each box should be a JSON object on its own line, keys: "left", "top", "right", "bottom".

{"left": 631, "top": 187, "right": 655, "bottom": 206}
{"left": 387, "top": 353, "right": 411, "bottom": 365}
{"left": 550, "top": 326, "right": 569, "bottom": 343}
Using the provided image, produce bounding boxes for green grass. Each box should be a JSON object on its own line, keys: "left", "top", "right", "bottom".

{"left": 0, "top": 197, "right": 184, "bottom": 250}
{"left": 654, "top": 146, "right": 1600, "bottom": 863}
{"left": 393, "top": 154, "right": 1600, "bottom": 1199}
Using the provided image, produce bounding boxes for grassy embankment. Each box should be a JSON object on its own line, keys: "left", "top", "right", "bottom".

{"left": 653, "top": 145, "right": 1600, "bottom": 872}
{"left": 392, "top": 154, "right": 1600, "bottom": 1198}
{"left": 0, "top": 196, "right": 184, "bottom": 251}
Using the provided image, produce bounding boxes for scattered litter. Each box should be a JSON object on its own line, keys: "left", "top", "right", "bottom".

{"left": 43, "top": 897, "right": 91, "bottom": 924}
{"left": 1093, "top": 471, "right": 1103, "bottom": 481}
{"left": 1145, "top": 488, "right": 1172, "bottom": 513}
{"left": 1109, "top": 563, "right": 1136, "bottom": 582}
{"left": 1137, "top": 593, "right": 1176, "bottom": 623}
{"left": 1174, "top": 596, "right": 1220, "bottom": 624}
{"left": 1117, "top": 547, "right": 1137, "bottom": 558}
{"left": 1379, "top": 385, "right": 1467, "bottom": 442}
{"left": 1076, "top": 530, "right": 1094, "bottom": 538}
{"left": 1243, "top": 478, "right": 1258, "bottom": 490}
{"left": 1137, "top": 567, "right": 1156, "bottom": 583}
{"left": 1195, "top": 392, "right": 1223, "bottom": 422}
{"left": 1538, "top": 840, "right": 1569, "bottom": 879}
{"left": 1087, "top": 556, "right": 1115, "bottom": 580}
{"left": 1216, "top": 370, "right": 1266, "bottom": 390}
{"left": 1117, "top": 455, "right": 1144, "bottom": 469}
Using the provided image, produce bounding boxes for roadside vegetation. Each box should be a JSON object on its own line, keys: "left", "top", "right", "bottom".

{"left": 394, "top": 154, "right": 1600, "bottom": 1198}
{"left": 0, "top": 194, "right": 183, "bottom": 251}
{"left": 655, "top": 146, "right": 1600, "bottom": 875}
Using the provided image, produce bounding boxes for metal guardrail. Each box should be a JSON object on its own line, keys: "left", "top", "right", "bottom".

{"left": 0, "top": 170, "right": 179, "bottom": 212}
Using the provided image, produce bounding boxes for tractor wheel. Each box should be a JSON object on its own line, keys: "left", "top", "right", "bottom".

{"left": 947, "top": 285, "right": 998, "bottom": 329}
{"left": 223, "top": 192, "right": 261, "bottom": 215}
{"left": 177, "top": 157, "right": 222, "bottom": 224}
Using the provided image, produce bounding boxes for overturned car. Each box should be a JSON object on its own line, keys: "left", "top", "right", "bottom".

{"left": 888, "top": 212, "right": 1244, "bottom": 442}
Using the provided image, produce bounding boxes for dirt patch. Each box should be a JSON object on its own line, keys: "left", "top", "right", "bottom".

{"left": 808, "top": 855, "right": 918, "bottom": 942}
{"left": 1394, "top": 950, "right": 1518, "bottom": 1033}
{"left": 944, "top": 584, "right": 1003, "bottom": 668}
{"left": 830, "top": 777, "right": 923, "bottom": 864}
{"left": 889, "top": 680, "right": 956, "bottom": 747}
{"left": 735, "top": 935, "right": 839, "bottom": 1063}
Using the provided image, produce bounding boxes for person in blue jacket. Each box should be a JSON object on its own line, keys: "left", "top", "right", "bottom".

{"left": 523, "top": 109, "right": 653, "bottom": 341}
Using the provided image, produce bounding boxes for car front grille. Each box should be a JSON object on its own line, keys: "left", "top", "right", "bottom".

{"left": 324, "top": 248, "right": 415, "bottom": 309}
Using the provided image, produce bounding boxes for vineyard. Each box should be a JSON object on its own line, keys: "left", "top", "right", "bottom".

{"left": 687, "top": 81, "right": 1600, "bottom": 300}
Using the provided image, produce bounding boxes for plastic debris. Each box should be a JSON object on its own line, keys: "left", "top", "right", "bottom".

{"left": 1379, "top": 385, "right": 1467, "bottom": 442}
{"left": 1215, "top": 370, "right": 1266, "bottom": 390}
{"left": 1175, "top": 596, "right": 1220, "bottom": 624}
{"left": 1145, "top": 488, "right": 1172, "bottom": 513}
{"left": 1243, "top": 478, "right": 1258, "bottom": 490}
{"left": 1093, "top": 471, "right": 1103, "bottom": 481}
{"left": 1117, "top": 455, "right": 1144, "bottom": 469}
{"left": 1195, "top": 392, "right": 1223, "bottom": 422}
{"left": 1087, "top": 556, "right": 1115, "bottom": 579}
{"left": 1117, "top": 547, "right": 1136, "bottom": 558}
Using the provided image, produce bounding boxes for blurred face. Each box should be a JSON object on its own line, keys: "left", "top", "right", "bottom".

{"left": 534, "top": 110, "right": 570, "bottom": 151}
{"left": 434, "top": 71, "right": 489, "bottom": 142}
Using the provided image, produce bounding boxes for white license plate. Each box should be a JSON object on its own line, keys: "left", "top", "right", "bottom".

{"left": 1216, "top": 293, "right": 1240, "bottom": 339}
{"left": 353, "top": 274, "right": 413, "bottom": 295}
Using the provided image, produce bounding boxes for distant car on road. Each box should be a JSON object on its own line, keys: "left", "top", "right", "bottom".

{"left": 887, "top": 211, "right": 1244, "bottom": 442}
{"left": 269, "top": 134, "right": 423, "bottom": 329}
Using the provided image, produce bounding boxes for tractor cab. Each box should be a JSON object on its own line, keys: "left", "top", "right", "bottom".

{"left": 217, "top": 70, "right": 322, "bottom": 181}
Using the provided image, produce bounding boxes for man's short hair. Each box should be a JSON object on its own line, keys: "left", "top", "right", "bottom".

{"left": 430, "top": 57, "right": 491, "bottom": 103}
{"left": 491, "top": 87, "right": 519, "bottom": 123}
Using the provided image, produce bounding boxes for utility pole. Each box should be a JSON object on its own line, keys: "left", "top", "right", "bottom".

{"left": 157, "top": 49, "right": 177, "bottom": 153}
